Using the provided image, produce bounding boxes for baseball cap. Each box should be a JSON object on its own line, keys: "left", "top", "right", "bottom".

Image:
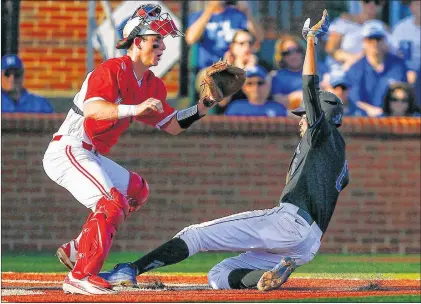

{"left": 291, "top": 91, "right": 344, "bottom": 126}
{"left": 245, "top": 65, "right": 268, "bottom": 79}
{"left": 329, "top": 73, "right": 350, "bottom": 89}
{"left": 1, "top": 54, "right": 23, "bottom": 70}
{"left": 362, "top": 20, "right": 387, "bottom": 39}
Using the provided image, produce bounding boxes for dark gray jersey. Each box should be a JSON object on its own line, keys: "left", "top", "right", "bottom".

{"left": 280, "top": 75, "right": 349, "bottom": 233}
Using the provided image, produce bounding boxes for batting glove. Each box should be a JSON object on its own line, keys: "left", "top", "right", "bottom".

{"left": 302, "top": 9, "right": 330, "bottom": 45}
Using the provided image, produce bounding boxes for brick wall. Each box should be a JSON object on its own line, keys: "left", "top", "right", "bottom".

{"left": 2, "top": 114, "right": 420, "bottom": 254}
{"left": 18, "top": 0, "right": 180, "bottom": 98}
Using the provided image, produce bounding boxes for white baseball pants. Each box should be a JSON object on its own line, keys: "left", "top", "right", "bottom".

{"left": 42, "top": 135, "right": 130, "bottom": 211}
{"left": 175, "top": 203, "right": 323, "bottom": 289}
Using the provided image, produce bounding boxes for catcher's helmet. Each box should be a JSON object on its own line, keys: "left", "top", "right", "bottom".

{"left": 292, "top": 91, "right": 344, "bottom": 127}
{"left": 116, "top": 4, "right": 183, "bottom": 49}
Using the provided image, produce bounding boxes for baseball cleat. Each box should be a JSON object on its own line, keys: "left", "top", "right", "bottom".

{"left": 257, "top": 257, "right": 297, "bottom": 291}
{"left": 63, "top": 272, "right": 116, "bottom": 295}
{"left": 56, "top": 240, "right": 78, "bottom": 271}
{"left": 98, "top": 263, "right": 138, "bottom": 287}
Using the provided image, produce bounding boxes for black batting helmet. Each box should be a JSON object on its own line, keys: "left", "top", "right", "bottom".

{"left": 291, "top": 90, "right": 344, "bottom": 127}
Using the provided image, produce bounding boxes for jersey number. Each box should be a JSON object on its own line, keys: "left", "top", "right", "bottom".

{"left": 335, "top": 160, "right": 349, "bottom": 192}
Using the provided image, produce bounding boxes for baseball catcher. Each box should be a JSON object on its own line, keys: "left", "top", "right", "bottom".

{"left": 43, "top": 3, "right": 244, "bottom": 296}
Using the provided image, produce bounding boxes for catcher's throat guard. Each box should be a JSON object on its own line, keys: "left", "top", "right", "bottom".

{"left": 117, "top": 4, "right": 183, "bottom": 49}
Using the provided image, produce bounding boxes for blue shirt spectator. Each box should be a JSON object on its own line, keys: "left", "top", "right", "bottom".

{"left": 345, "top": 21, "right": 408, "bottom": 117}
{"left": 2, "top": 89, "right": 53, "bottom": 113}
{"left": 226, "top": 65, "right": 287, "bottom": 117}
{"left": 324, "top": 71, "right": 367, "bottom": 117}
{"left": 225, "top": 99, "right": 287, "bottom": 117}
{"left": 186, "top": 4, "right": 248, "bottom": 70}
{"left": 1, "top": 54, "right": 53, "bottom": 113}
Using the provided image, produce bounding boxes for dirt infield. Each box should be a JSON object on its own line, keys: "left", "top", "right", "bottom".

{"left": 2, "top": 272, "right": 420, "bottom": 302}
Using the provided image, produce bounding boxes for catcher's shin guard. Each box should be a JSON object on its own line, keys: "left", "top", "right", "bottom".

{"left": 127, "top": 171, "right": 150, "bottom": 213}
{"left": 72, "top": 188, "right": 129, "bottom": 279}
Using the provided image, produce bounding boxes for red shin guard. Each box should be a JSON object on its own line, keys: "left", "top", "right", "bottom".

{"left": 72, "top": 188, "right": 129, "bottom": 279}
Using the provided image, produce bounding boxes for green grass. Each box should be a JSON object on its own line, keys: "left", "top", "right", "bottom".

{"left": 1, "top": 252, "right": 420, "bottom": 275}
{"left": 248, "top": 295, "right": 421, "bottom": 302}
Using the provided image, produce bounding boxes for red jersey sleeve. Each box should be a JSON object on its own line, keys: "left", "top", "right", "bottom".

{"left": 135, "top": 78, "right": 176, "bottom": 129}
{"left": 84, "top": 61, "right": 120, "bottom": 104}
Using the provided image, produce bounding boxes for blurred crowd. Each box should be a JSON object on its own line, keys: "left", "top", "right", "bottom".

{"left": 189, "top": 0, "right": 420, "bottom": 118}
{"left": 2, "top": 0, "right": 420, "bottom": 118}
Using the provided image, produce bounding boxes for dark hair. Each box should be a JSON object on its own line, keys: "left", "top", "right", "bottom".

{"left": 231, "top": 29, "right": 255, "bottom": 45}
{"left": 383, "top": 82, "right": 419, "bottom": 116}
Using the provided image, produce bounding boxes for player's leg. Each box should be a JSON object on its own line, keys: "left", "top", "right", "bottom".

{"left": 98, "top": 154, "right": 150, "bottom": 214}
{"left": 207, "top": 251, "right": 298, "bottom": 290}
{"left": 43, "top": 144, "right": 126, "bottom": 294}
{"left": 99, "top": 205, "right": 319, "bottom": 287}
{"left": 55, "top": 155, "right": 150, "bottom": 273}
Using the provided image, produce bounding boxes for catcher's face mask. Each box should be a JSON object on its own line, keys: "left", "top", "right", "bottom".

{"left": 116, "top": 4, "right": 183, "bottom": 49}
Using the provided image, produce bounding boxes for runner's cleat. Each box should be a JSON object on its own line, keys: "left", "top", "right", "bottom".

{"left": 257, "top": 257, "right": 296, "bottom": 291}
{"left": 98, "top": 263, "right": 138, "bottom": 287}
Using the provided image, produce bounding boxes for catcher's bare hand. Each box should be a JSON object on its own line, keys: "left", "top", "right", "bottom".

{"left": 302, "top": 9, "right": 330, "bottom": 44}
{"left": 135, "top": 98, "right": 163, "bottom": 116}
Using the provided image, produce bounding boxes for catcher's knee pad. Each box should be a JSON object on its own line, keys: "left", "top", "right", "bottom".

{"left": 72, "top": 188, "right": 129, "bottom": 278}
{"left": 127, "top": 171, "right": 150, "bottom": 213}
{"left": 208, "top": 263, "right": 232, "bottom": 290}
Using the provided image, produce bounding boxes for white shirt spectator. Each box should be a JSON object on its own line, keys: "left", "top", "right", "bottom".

{"left": 391, "top": 16, "right": 420, "bottom": 71}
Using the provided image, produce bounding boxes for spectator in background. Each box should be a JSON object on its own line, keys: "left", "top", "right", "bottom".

{"left": 325, "top": 0, "right": 387, "bottom": 72}
{"left": 224, "top": 29, "right": 258, "bottom": 70}
{"left": 225, "top": 65, "right": 287, "bottom": 117}
{"left": 196, "top": 29, "right": 259, "bottom": 115}
{"left": 324, "top": 72, "right": 367, "bottom": 117}
{"left": 415, "top": 69, "right": 421, "bottom": 107}
{"left": 185, "top": 0, "right": 263, "bottom": 72}
{"left": 382, "top": 82, "right": 420, "bottom": 117}
{"left": 1, "top": 54, "right": 53, "bottom": 113}
{"left": 271, "top": 35, "right": 305, "bottom": 111}
{"left": 256, "top": 16, "right": 279, "bottom": 71}
{"left": 391, "top": 0, "right": 420, "bottom": 84}
{"left": 346, "top": 20, "right": 407, "bottom": 117}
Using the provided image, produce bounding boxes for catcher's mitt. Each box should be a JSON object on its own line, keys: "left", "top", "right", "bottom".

{"left": 200, "top": 60, "right": 246, "bottom": 107}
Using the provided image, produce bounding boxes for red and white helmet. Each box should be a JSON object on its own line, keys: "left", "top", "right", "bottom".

{"left": 116, "top": 4, "right": 183, "bottom": 49}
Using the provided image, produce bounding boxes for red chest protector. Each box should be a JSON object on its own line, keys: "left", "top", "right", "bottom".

{"left": 84, "top": 56, "right": 160, "bottom": 155}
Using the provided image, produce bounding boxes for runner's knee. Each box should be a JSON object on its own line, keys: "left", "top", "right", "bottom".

{"left": 208, "top": 262, "right": 233, "bottom": 290}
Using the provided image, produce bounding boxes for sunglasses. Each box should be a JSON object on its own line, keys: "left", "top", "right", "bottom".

{"left": 363, "top": 0, "right": 381, "bottom": 5}
{"left": 245, "top": 80, "right": 265, "bottom": 87}
{"left": 281, "top": 47, "right": 302, "bottom": 56}
{"left": 334, "top": 84, "right": 349, "bottom": 91}
{"left": 234, "top": 40, "right": 254, "bottom": 46}
{"left": 390, "top": 97, "right": 409, "bottom": 103}
{"left": 367, "top": 36, "right": 384, "bottom": 41}
{"left": 4, "top": 68, "right": 23, "bottom": 78}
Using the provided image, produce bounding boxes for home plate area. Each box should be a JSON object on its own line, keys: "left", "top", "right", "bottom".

{"left": 1, "top": 272, "right": 419, "bottom": 303}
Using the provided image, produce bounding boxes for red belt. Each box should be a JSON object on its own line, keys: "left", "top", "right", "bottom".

{"left": 51, "top": 135, "right": 94, "bottom": 152}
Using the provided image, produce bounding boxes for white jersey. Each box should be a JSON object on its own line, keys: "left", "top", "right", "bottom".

{"left": 391, "top": 16, "right": 421, "bottom": 71}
